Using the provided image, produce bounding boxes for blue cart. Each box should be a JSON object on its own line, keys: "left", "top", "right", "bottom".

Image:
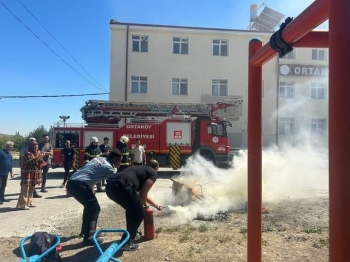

{"left": 94, "top": 229, "right": 130, "bottom": 262}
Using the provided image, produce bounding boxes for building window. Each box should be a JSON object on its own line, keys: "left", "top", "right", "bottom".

{"left": 279, "top": 81, "right": 295, "bottom": 98}
{"left": 132, "top": 35, "right": 148, "bottom": 52}
{"left": 312, "top": 49, "right": 326, "bottom": 60}
{"left": 279, "top": 117, "right": 295, "bottom": 135}
{"left": 311, "top": 118, "right": 327, "bottom": 135}
{"left": 173, "top": 37, "right": 189, "bottom": 54}
{"left": 212, "top": 79, "right": 228, "bottom": 96}
{"left": 172, "top": 78, "right": 188, "bottom": 95}
{"left": 311, "top": 83, "right": 326, "bottom": 99}
{"left": 213, "top": 39, "right": 228, "bottom": 56}
{"left": 131, "top": 76, "right": 147, "bottom": 93}
{"left": 281, "top": 50, "right": 295, "bottom": 59}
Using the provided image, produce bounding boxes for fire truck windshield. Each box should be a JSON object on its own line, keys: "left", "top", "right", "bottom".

{"left": 207, "top": 123, "right": 227, "bottom": 137}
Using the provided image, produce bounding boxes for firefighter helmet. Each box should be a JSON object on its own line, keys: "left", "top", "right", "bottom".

{"left": 90, "top": 137, "right": 98, "bottom": 143}
{"left": 120, "top": 135, "right": 129, "bottom": 143}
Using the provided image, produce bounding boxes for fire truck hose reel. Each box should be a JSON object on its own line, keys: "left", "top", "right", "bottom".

{"left": 269, "top": 17, "right": 294, "bottom": 58}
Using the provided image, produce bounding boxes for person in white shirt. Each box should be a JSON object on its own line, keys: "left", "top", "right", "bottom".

{"left": 131, "top": 139, "right": 146, "bottom": 166}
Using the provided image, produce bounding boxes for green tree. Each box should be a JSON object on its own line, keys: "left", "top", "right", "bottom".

{"left": 0, "top": 137, "right": 7, "bottom": 149}
{"left": 12, "top": 132, "right": 26, "bottom": 151}
{"left": 25, "top": 125, "right": 49, "bottom": 143}
{"left": 0, "top": 132, "right": 25, "bottom": 151}
{"left": 0, "top": 125, "right": 49, "bottom": 151}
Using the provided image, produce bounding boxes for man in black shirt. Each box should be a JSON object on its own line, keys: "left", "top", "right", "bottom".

{"left": 60, "top": 140, "right": 76, "bottom": 188}
{"left": 106, "top": 160, "right": 163, "bottom": 251}
{"left": 99, "top": 137, "right": 110, "bottom": 186}
{"left": 99, "top": 137, "right": 110, "bottom": 157}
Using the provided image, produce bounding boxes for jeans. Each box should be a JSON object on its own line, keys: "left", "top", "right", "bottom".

{"left": 0, "top": 175, "right": 8, "bottom": 200}
{"left": 106, "top": 181, "right": 144, "bottom": 242}
{"left": 66, "top": 180, "right": 100, "bottom": 242}
{"left": 63, "top": 163, "right": 71, "bottom": 185}
{"left": 41, "top": 165, "right": 50, "bottom": 190}
{"left": 96, "top": 181, "right": 103, "bottom": 190}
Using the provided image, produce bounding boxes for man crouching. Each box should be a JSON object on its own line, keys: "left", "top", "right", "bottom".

{"left": 66, "top": 150, "right": 122, "bottom": 247}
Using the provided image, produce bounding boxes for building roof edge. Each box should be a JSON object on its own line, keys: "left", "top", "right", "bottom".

{"left": 109, "top": 19, "right": 272, "bottom": 34}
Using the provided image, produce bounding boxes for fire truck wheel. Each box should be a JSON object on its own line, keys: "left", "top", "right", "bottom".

{"left": 200, "top": 151, "right": 216, "bottom": 166}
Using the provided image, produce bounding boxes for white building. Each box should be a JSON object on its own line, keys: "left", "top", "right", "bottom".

{"left": 109, "top": 20, "right": 328, "bottom": 149}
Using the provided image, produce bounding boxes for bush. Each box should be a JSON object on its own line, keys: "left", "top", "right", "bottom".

{"left": 0, "top": 125, "right": 49, "bottom": 151}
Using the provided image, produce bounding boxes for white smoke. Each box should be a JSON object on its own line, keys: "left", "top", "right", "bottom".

{"left": 151, "top": 143, "right": 328, "bottom": 224}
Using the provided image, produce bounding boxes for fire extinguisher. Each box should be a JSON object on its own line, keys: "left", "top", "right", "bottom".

{"left": 144, "top": 207, "right": 155, "bottom": 240}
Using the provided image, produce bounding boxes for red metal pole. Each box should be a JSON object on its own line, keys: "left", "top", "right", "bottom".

{"left": 293, "top": 31, "right": 328, "bottom": 48}
{"left": 247, "top": 38, "right": 263, "bottom": 262}
{"left": 250, "top": 0, "right": 329, "bottom": 67}
{"left": 328, "top": 0, "right": 350, "bottom": 260}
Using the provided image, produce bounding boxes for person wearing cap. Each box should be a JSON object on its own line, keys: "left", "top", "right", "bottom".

{"left": 116, "top": 135, "right": 130, "bottom": 171}
{"left": 66, "top": 150, "right": 122, "bottom": 247}
{"left": 19, "top": 137, "right": 42, "bottom": 198}
{"left": 0, "top": 141, "right": 14, "bottom": 204}
{"left": 19, "top": 137, "right": 36, "bottom": 161}
{"left": 84, "top": 137, "right": 103, "bottom": 192}
{"left": 105, "top": 159, "right": 163, "bottom": 251}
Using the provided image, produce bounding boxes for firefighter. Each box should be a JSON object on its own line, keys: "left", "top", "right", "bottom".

{"left": 116, "top": 135, "right": 130, "bottom": 171}
{"left": 84, "top": 137, "right": 103, "bottom": 192}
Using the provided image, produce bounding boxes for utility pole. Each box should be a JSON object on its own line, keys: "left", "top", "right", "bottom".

{"left": 59, "top": 115, "right": 70, "bottom": 127}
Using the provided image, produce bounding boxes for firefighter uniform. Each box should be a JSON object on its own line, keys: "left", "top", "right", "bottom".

{"left": 84, "top": 145, "right": 102, "bottom": 164}
{"left": 116, "top": 136, "right": 130, "bottom": 171}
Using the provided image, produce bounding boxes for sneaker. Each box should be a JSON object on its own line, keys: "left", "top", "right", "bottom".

{"left": 135, "top": 231, "right": 142, "bottom": 240}
{"left": 59, "top": 184, "right": 65, "bottom": 188}
{"left": 33, "top": 194, "right": 42, "bottom": 198}
{"left": 122, "top": 242, "right": 140, "bottom": 251}
{"left": 82, "top": 237, "right": 103, "bottom": 247}
{"left": 40, "top": 189, "right": 48, "bottom": 193}
{"left": 0, "top": 198, "right": 10, "bottom": 202}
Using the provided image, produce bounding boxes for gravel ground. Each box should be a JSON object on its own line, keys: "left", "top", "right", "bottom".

{"left": 0, "top": 162, "right": 329, "bottom": 262}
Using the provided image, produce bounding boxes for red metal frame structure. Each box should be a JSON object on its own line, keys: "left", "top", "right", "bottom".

{"left": 247, "top": 0, "right": 350, "bottom": 261}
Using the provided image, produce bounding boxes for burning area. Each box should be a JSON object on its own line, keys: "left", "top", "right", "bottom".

{"left": 150, "top": 142, "right": 328, "bottom": 225}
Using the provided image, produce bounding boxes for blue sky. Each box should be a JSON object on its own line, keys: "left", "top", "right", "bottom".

{"left": 0, "top": 0, "right": 323, "bottom": 136}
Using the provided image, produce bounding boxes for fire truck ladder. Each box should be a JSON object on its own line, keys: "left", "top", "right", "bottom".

{"left": 81, "top": 99, "right": 243, "bottom": 123}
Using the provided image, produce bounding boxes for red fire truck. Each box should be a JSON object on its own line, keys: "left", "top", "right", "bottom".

{"left": 50, "top": 99, "right": 242, "bottom": 168}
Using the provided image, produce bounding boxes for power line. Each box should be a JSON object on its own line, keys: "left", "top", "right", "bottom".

{"left": 0, "top": 92, "right": 108, "bottom": 99}
{"left": 17, "top": 0, "right": 106, "bottom": 91}
{"left": 0, "top": 0, "right": 108, "bottom": 93}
